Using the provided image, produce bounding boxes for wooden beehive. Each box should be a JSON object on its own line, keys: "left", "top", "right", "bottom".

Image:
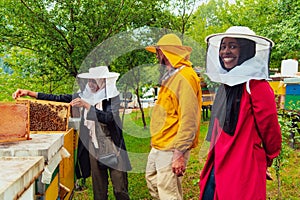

{"left": 0, "top": 102, "right": 30, "bottom": 143}
{"left": 17, "top": 98, "right": 70, "bottom": 132}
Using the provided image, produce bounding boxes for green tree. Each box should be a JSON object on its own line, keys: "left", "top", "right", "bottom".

{"left": 0, "top": 0, "right": 173, "bottom": 97}
{"left": 189, "top": 0, "right": 299, "bottom": 70}
{"left": 266, "top": 0, "right": 300, "bottom": 68}
{"left": 114, "top": 50, "right": 156, "bottom": 129}
{"left": 0, "top": 47, "right": 74, "bottom": 97}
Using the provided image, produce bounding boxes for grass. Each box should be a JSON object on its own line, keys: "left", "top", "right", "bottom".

{"left": 266, "top": 149, "right": 300, "bottom": 199}
{"left": 73, "top": 108, "right": 300, "bottom": 200}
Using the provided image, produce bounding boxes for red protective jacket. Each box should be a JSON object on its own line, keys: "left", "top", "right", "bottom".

{"left": 199, "top": 80, "right": 282, "bottom": 200}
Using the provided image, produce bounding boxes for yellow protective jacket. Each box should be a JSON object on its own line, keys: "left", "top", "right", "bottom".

{"left": 150, "top": 65, "right": 202, "bottom": 152}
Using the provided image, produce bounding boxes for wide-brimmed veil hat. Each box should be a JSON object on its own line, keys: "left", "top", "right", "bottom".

{"left": 205, "top": 26, "right": 274, "bottom": 86}
{"left": 205, "top": 26, "right": 274, "bottom": 50}
{"left": 78, "top": 66, "right": 120, "bottom": 103}
{"left": 77, "top": 66, "right": 119, "bottom": 79}
{"left": 146, "top": 34, "right": 193, "bottom": 68}
{"left": 146, "top": 33, "right": 192, "bottom": 53}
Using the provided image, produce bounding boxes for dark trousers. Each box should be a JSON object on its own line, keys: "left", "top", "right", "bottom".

{"left": 90, "top": 154, "right": 130, "bottom": 200}
{"left": 203, "top": 166, "right": 215, "bottom": 200}
{"left": 75, "top": 139, "right": 91, "bottom": 179}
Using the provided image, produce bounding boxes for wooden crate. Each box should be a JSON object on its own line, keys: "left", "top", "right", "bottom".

{"left": 0, "top": 102, "right": 30, "bottom": 143}
{"left": 17, "top": 99, "right": 70, "bottom": 132}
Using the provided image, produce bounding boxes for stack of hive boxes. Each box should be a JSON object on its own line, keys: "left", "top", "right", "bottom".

{"left": 0, "top": 99, "right": 75, "bottom": 200}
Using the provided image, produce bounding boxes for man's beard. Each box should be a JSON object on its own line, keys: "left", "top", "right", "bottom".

{"left": 158, "top": 63, "right": 167, "bottom": 85}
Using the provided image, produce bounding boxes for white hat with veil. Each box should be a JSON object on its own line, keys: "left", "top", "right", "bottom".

{"left": 77, "top": 66, "right": 120, "bottom": 105}
{"left": 205, "top": 26, "right": 274, "bottom": 86}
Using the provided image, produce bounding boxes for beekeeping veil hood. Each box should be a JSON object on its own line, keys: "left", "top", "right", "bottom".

{"left": 205, "top": 26, "right": 274, "bottom": 86}
{"left": 146, "top": 33, "right": 193, "bottom": 68}
{"left": 77, "top": 66, "right": 120, "bottom": 105}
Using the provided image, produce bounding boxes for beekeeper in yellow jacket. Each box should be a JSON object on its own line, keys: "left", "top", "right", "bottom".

{"left": 145, "top": 33, "right": 202, "bottom": 200}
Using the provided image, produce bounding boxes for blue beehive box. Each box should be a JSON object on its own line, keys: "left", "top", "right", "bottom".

{"left": 284, "top": 78, "right": 300, "bottom": 110}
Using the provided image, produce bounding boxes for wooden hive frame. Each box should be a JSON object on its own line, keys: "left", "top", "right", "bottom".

{"left": 16, "top": 98, "right": 71, "bottom": 133}
{"left": 0, "top": 102, "right": 30, "bottom": 143}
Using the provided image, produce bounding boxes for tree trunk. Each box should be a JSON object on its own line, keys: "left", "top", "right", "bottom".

{"left": 135, "top": 88, "right": 147, "bottom": 129}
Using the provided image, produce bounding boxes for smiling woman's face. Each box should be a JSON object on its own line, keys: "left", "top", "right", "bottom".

{"left": 219, "top": 37, "right": 240, "bottom": 70}
{"left": 88, "top": 79, "right": 100, "bottom": 93}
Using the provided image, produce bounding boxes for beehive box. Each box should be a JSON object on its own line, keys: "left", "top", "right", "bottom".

{"left": 269, "top": 81, "right": 286, "bottom": 95}
{"left": 285, "top": 84, "right": 300, "bottom": 111}
{"left": 0, "top": 102, "right": 30, "bottom": 143}
{"left": 0, "top": 156, "right": 44, "bottom": 200}
{"left": 17, "top": 98, "right": 70, "bottom": 132}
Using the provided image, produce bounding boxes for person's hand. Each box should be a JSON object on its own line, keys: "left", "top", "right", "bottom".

{"left": 12, "top": 89, "right": 27, "bottom": 99}
{"left": 12, "top": 89, "right": 37, "bottom": 99}
{"left": 172, "top": 149, "right": 186, "bottom": 177}
{"left": 70, "top": 98, "right": 91, "bottom": 110}
{"left": 266, "top": 169, "right": 273, "bottom": 181}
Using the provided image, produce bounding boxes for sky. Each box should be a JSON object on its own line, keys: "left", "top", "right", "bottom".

{"left": 171, "top": 0, "right": 236, "bottom": 15}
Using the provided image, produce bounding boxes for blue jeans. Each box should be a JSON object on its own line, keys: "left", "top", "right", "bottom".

{"left": 203, "top": 166, "right": 215, "bottom": 200}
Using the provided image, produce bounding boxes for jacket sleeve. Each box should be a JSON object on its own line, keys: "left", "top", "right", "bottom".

{"left": 250, "top": 80, "right": 282, "bottom": 166}
{"left": 37, "top": 93, "right": 77, "bottom": 103}
{"left": 86, "top": 97, "right": 120, "bottom": 125}
{"left": 86, "top": 104, "right": 114, "bottom": 124}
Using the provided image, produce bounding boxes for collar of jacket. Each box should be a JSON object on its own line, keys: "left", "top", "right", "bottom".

{"left": 160, "top": 65, "right": 186, "bottom": 84}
